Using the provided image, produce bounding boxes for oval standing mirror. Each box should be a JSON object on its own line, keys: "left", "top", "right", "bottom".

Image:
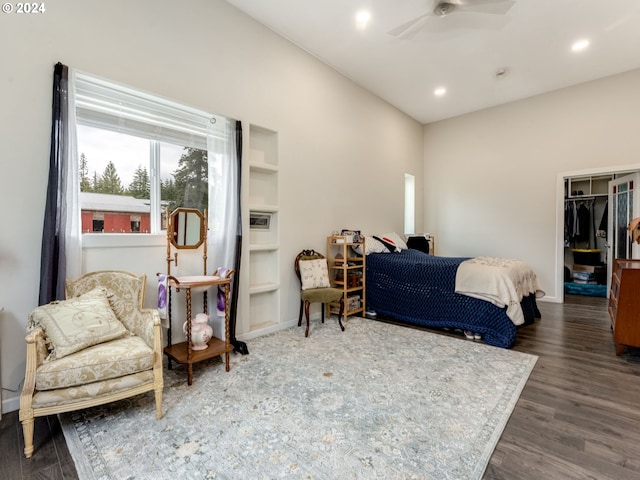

{"left": 169, "top": 208, "right": 205, "bottom": 249}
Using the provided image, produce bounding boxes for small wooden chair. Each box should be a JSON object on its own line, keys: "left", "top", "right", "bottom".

{"left": 294, "top": 249, "right": 345, "bottom": 337}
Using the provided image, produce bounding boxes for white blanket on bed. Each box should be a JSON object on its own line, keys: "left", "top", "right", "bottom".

{"left": 455, "top": 256, "right": 544, "bottom": 326}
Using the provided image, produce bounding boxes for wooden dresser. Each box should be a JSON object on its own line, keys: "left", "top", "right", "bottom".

{"left": 608, "top": 258, "right": 640, "bottom": 355}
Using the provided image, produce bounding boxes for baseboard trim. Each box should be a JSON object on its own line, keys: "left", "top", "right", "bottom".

{"left": 2, "top": 394, "right": 20, "bottom": 415}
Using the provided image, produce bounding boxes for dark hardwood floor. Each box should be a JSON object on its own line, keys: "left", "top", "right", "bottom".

{"left": 0, "top": 410, "right": 77, "bottom": 480}
{"left": 487, "top": 294, "right": 640, "bottom": 480}
{"left": 1, "top": 294, "right": 639, "bottom": 479}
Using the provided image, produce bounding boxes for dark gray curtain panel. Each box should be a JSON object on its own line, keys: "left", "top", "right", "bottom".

{"left": 230, "top": 120, "right": 248, "bottom": 355}
{"left": 39, "top": 62, "right": 69, "bottom": 304}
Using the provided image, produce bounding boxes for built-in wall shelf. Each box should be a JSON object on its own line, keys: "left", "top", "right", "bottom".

{"left": 249, "top": 282, "right": 280, "bottom": 294}
{"left": 248, "top": 204, "right": 279, "bottom": 213}
{"left": 250, "top": 244, "right": 279, "bottom": 252}
{"left": 249, "top": 162, "right": 279, "bottom": 174}
{"left": 247, "top": 290, "right": 279, "bottom": 333}
{"left": 247, "top": 125, "right": 280, "bottom": 335}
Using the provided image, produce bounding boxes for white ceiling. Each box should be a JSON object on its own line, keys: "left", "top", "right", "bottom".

{"left": 224, "top": 0, "right": 640, "bottom": 124}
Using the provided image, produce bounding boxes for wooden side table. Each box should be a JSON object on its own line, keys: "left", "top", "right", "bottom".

{"left": 164, "top": 274, "right": 233, "bottom": 385}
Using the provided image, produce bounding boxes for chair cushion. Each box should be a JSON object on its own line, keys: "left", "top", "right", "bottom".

{"left": 301, "top": 287, "right": 344, "bottom": 303}
{"left": 299, "top": 259, "right": 331, "bottom": 290}
{"left": 29, "top": 287, "right": 128, "bottom": 360}
{"left": 35, "top": 336, "right": 154, "bottom": 391}
{"left": 31, "top": 371, "right": 155, "bottom": 409}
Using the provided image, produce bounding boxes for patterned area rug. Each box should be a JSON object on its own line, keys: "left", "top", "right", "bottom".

{"left": 60, "top": 317, "right": 537, "bottom": 479}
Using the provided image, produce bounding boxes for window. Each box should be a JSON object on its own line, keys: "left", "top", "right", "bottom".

{"left": 404, "top": 173, "right": 415, "bottom": 235}
{"left": 74, "top": 72, "right": 230, "bottom": 235}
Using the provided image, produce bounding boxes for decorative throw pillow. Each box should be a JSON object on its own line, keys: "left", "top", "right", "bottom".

{"left": 352, "top": 235, "right": 389, "bottom": 255}
{"left": 299, "top": 259, "right": 331, "bottom": 290}
{"left": 29, "top": 286, "right": 128, "bottom": 360}
{"left": 379, "top": 232, "right": 408, "bottom": 250}
{"left": 373, "top": 235, "right": 400, "bottom": 253}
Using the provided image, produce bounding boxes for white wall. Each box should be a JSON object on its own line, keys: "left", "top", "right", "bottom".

{"left": 424, "top": 68, "right": 640, "bottom": 302}
{"left": 0, "top": 0, "right": 424, "bottom": 412}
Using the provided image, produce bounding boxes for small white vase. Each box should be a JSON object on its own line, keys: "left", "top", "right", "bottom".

{"left": 183, "top": 313, "right": 213, "bottom": 350}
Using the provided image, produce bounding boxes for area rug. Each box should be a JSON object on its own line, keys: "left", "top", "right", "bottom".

{"left": 60, "top": 317, "right": 537, "bottom": 479}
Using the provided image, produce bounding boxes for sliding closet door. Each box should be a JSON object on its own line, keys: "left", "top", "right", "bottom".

{"left": 607, "top": 173, "right": 640, "bottom": 293}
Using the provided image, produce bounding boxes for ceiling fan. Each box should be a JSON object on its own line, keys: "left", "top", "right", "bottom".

{"left": 388, "top": 0, "right": 516, "bottom": 38}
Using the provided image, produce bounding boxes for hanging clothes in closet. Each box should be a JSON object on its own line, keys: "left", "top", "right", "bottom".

{"left": 598, "top": 201, "right": 608, "bottom": 238}
{"left": 564, "top": 198, "right": 595, "bottom": 247}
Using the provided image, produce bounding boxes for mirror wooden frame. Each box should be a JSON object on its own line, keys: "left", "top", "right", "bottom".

{"left": 168, "top": 208, "right": 205, "bottom": 249}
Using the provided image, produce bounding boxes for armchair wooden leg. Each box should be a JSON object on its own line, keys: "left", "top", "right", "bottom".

{"left": 21, "top": 417, "right": 35, "bottom": 458}
{"left": 337, "top": 298, "right": 345, "bottom": 332}
{"left": 298, "top": 300, "right": 303, "bottom": 327}
{"left": 154, "top": 388, "right": 163, "bottom": 420}
{"left": 304, "top": 300, "right": 311, "bottom": 337}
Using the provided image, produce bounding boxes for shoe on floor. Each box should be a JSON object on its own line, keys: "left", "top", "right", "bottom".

{"left": 473, "top": 332, "right": 482, "bottom": 340}
{"left": 463, "top": 330, "right": 474, "bottom": 339}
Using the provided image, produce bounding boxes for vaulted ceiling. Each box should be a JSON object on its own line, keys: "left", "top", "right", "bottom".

{"left": 225, "top": 0, "right": 640, "bottom": 124}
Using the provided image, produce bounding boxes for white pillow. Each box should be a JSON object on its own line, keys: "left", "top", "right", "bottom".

{"left": 29, "top": 286, "right": 128, "bottom": 360}
{"left": 299, "top": 259, "right": 331, "bottom": 290}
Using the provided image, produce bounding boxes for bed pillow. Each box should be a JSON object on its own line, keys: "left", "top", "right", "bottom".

{"left": 29, "top": 286, "right": 129, "bottom": 360}
{"left": 379, "top": 232, "right": 408, "bottom": 250}
{"left": 352, "top": 235, "right": 389, "bottom": 255}
{"left": 299, "top": 259, "right": 331, "bottom": 290}
{"left": 373, "top": 235, "right": 399, "bottom": 252}
{"left": 371, "top": 232, "right": 408, "bottom": 252}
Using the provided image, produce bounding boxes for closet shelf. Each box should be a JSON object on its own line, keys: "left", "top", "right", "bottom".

{"left": 566, "top": 193, "right": 607, "bottom": 199}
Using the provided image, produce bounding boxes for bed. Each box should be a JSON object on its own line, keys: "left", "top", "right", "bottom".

{"left": 365, "top": 248, "right": 543, "bottom": 348}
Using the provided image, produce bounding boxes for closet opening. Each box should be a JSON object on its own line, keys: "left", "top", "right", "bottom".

{"left": 564, "top": 192, "right": 607, "bottom": 297}
{"left": 562, "top": 169, "right": 640, "bottom": 299}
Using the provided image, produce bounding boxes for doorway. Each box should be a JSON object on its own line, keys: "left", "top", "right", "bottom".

{"left": 559, "top": 167, "right": 640, "bottom": 302}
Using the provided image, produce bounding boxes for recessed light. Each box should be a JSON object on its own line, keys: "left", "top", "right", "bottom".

{"left": 571, "top": 39, "right": 590, "bottom": 52}
{"left": 355, "top": 10, "right": 371, "bottom": 29}
{"left": 434, "top": 87, "right": 446, "bottom": 97}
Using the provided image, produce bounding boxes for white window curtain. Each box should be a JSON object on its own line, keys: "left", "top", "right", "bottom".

{"left": 65, "top": 69, "right": 82, "bottom": 280}
{"left": 207, "top": 117, "right": 238, "bottom": 271}
{"left": 207, "top": 119, "right": 240, "bottom": 346}
{"left": 207, "top": 119, "right": 246, "bottom": 354}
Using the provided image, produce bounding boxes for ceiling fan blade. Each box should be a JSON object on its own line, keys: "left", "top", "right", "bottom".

{"left": 387, "top": 13, "right": 430, "bottom": 38}
{"left": 423, "top": 12, "right": 511, "bottom": 33}
{"left": 387, "top": 0, "right": 515, "bottom": 38}
{"left": 455, "top": 0, "right": 515, "bottom": 15}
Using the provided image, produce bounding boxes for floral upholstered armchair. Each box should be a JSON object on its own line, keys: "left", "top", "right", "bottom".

{"left": 19, "top": 270, "right": 163, "bottom": 458}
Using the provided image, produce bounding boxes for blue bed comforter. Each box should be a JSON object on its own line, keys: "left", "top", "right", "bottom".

{"left": 365, "top": 249, "right": 540, "bottom": 348}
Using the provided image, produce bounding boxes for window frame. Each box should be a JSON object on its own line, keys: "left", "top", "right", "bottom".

{"left": 74, "top": 72, "right": 224, "bottom": 246}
